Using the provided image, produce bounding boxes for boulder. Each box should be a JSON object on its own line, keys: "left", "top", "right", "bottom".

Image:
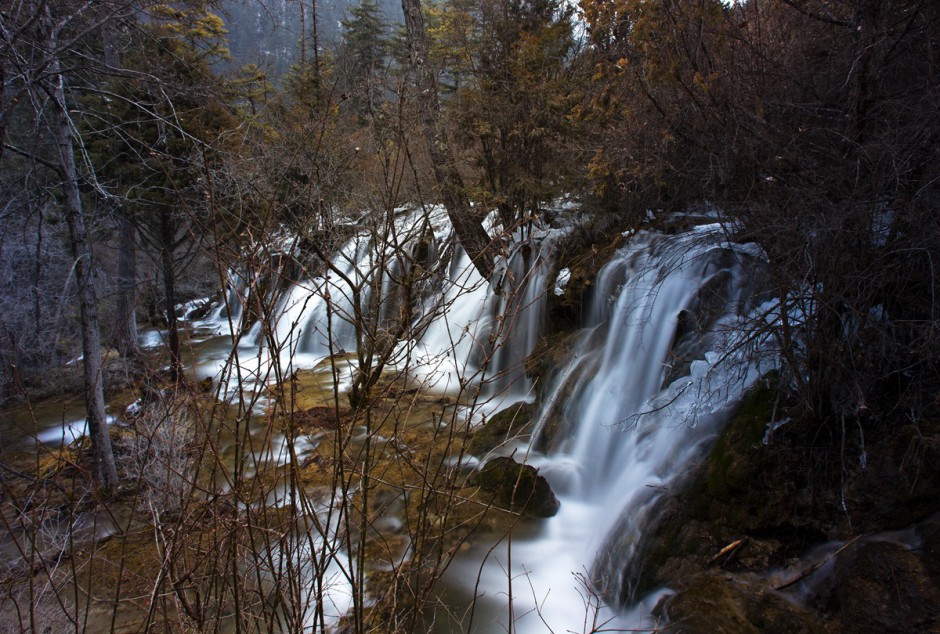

{"left": 824, "top": 541, "right": 940, "bottom": 633}
{"left": 657, "top": 574, "right": 822, "bottom": 634}
{"left": 472, "top": 456, "right": 559, "bottom": 518}
{"left": 468, "top": 402, "right": 533, "bottom": 456}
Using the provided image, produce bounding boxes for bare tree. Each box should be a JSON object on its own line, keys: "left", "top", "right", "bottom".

{"left": 38, "top": 1, "right": 118, "bottom": 487}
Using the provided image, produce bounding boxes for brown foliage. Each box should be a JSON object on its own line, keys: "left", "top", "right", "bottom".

{"left": 583, "top": 0, "right": 940, "bottom": 421}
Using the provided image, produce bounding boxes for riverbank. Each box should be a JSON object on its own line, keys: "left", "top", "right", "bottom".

{"left": 631, "top": 380, "right": 940, "bottom": 633}
{"left": 0, "top": 356, "right": 555, "bottom": 632}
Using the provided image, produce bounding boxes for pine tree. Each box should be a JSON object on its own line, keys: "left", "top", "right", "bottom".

{"left": 449, "top": 0, "right": 578, "bottom": 228}
{"left": 340, "top": 0, "right": 391, "bottom": 117}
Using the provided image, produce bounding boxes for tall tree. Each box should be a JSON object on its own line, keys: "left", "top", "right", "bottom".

{"left": 452, "top": 0, "right": 577, "bottom": 228}
{"left": 400, "top": 0, "right": 495, "bottom": 281}
{"left": 339, "top": 0, "right": 391, "bottom": 117}
{"left": 28, "top": 0, "right": 120, "bottom": 487}
{"left": 89, "top": 2, "right": 237, "bottom": 382}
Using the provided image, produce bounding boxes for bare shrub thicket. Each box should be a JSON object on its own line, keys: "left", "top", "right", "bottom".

{"left": 115, "top": 394, "right": 197, "bottom": 516}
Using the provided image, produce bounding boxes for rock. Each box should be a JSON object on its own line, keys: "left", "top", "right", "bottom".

{"left": 472, "top": 456, "right": 559, "bottom": 518}
{"left": 824, "top": 541, "right": 940, "bottom": 633}
{"left": 185, "top": 298, "right": 215, "bottom": 320}
{"left": 657, "top": 574, "right": 822, "bottom": 634}
{"left": 468, "top": 402, "right": 533, "bottom": 456}
{"left": 621, "top": 374, "right": 940, "bottom": 634}
{"left": 544, "top": 231, "right": 625, "bottom": 334}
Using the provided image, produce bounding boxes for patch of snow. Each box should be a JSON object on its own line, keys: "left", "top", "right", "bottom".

{"left": 125, "top": 399, "right": 142, "bottom": 418}
{"left": 554, "top": 268, "right": 570, "bottom": 296}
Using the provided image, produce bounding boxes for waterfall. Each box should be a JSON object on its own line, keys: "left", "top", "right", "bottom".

{"left": 444, "top": 223, "right": 771, "bottom": 632}
{"left": 482, "top": 227, "right": 565, "bottom": 398}
{"left": 197, "top": 207, "right": 564, "bottom": 407}
{"left": 191, "top": 207, "right": 772, "bottom": 631}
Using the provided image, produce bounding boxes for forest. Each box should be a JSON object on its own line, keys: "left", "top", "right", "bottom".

{"left": 0, "top": 0, "right": 938, "bottom": 632}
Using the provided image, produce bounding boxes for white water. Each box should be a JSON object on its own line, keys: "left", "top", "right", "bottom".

{"left": 442, "top": 224, "right": 772, "bottom": 632}
{"left": 189, "top": 211, "right": 771, "bottom": 632}
{"left": 193, "top": 208, "right": 562, "bottom": 414}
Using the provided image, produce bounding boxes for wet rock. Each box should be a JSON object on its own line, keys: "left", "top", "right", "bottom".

{"left": 184, "top": 298, "right": 215, "bottom": 320}
{"left": 657, "top": 574, "right": 821, "bottom": 634}
{"left": 525, "top": 331, "right": 579, "bottom": 393}
{"left": 628, "top": 374, "right": 940, "bottom": 634}
{"left": 545, "top": 230, "right": 625, "bottom": 334}
{"left": 468, "top": 402, "right": 533, "bottom": 456}
{"left": 472, "top": 456, "right": 559, "bottom": 518}
{"left": 824, "top": 541, "right": 940, "bottom": 633}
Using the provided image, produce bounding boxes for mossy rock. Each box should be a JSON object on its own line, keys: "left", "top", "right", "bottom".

{"left": 468, "top": 402, "right": 533, "bottom": 456}
{"left": 822, "top": 541, "right": 940, "bottom": 633}
{"left": 696, "top": 382, "right": 775, "bottom": 504}
{"left": 545, "top": 231, "right": 625, "bottom": 334}
{"left": 680, "top": 380, "right": 833, "bottom": 537}
{"left": 657, "top": 573, "right": 822, "bottom": 634}
{"left": 524, "top": 331, "right": 579, "bottom": 393}
{"left": 472, "top": 456, "right": 559, "bottom": 518}
{"left": 628, "top": 380, "right": 827, "bottom": 596}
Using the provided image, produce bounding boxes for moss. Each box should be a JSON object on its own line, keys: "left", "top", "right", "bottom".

{"left": 825, "top": 541, "right": 940, "bottom": 633}
{"left": 658, "top": 574, "right": 822, "bottom": 634}
{"left": 467, "top": 402, "right": 532, "bottom": 456}
{"left": 688, "top": 381, "right": 777, "bottom": 519}
{"left": 471, "top": 456, "right": 559, "bottom": 518}
{"left": 545, "top": 232, "right": 625, "bottom": 334}
{"left": 525, "top": 330, "right": 578, "bottom": 385}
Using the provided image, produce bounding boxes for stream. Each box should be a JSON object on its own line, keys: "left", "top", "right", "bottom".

{"left": 2, "top": 209, "right": 773, "bottom": 632}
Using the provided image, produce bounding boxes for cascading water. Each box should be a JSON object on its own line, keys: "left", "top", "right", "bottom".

{"left": 441, "top": 223, "right": 771, "bottom": 632}
{"left": 481, "top": 226, "right": 566, "bottom": 398}
{"left": 198, "top": 207, "right": 563, "bottom": 407}
{"left": 188, "top": 207, "right": 772, "bottom": 632}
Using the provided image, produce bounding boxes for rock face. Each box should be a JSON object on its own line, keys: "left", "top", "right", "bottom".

{"left": 628, "top": 380, "right": 940, "bottom": 633}
{"left": 472, "top": 456, "right": 559, "bottom": 518}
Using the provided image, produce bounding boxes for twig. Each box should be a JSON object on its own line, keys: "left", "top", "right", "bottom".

{"left": 774, "top": 534, "right": 869, "bottom": 591}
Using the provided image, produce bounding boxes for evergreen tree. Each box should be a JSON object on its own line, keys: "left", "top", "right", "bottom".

{"left": 447, "top": 0, "right": 578, "bottom": 228}
{"left": 82, "top": 2, "right": 239, "bottom": 383}
{"left": 339, "top": 0, "right": 392, "bottom": 117}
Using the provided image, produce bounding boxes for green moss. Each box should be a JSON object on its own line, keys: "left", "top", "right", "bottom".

{"left": 467, "top": 402, "right": 532, "bottom": 456}
{"left": 688, "top": 381, "right": 777, "bottom": 518}
{"left": 471, "top": 456, "right": 559, "bottom": 518}
{"left": 659, "top": 573, "right": 822, "bottom": 634}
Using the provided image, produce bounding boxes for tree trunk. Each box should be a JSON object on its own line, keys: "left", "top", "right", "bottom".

{"left": 103, "top": 11, "right": 139, "bottom": 360}
{"left": 311, "top": 0, "right": 321, "bottom": 91}
{"left": 299, "top": 0, "right": 307, "bottom": 66}
{"left": 400, "top": 0, "right": 495, "bottom": 282}
{"left": 44, "top": 6, "right": 118, "bottom": 489}
{"left": 160, "top": 208, "right": 183, "bottom": 383}
{"left": 116, "top": 209, "right": 140, "bottom": 358}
